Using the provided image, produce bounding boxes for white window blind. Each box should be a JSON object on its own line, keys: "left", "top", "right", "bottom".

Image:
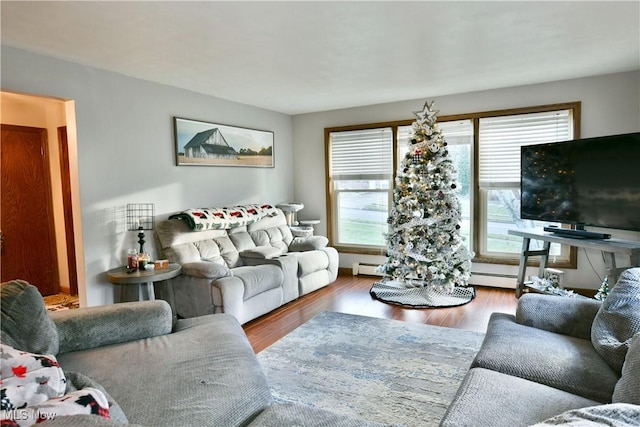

{"left": 330, "top": 128, "right": 393, "bottom": 180}
{"left": 479, "top": 110, "right": 572, "bottom": 184}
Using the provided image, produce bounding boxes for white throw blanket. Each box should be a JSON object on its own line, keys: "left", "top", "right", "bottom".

{"left": 169, "top": 204, "right": 279, "bottom": 231}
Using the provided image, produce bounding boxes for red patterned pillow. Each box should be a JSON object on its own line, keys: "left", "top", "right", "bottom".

{"left": 0, "top": 344, "right": 110, "bottom": 426}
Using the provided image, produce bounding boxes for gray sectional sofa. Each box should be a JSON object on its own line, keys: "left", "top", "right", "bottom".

{"left": 155, "top": 205, "right": 338, "bottom": 324}
{"left": 440, "top": 267, "right": 640, "bottom": 426}
{"left": 0, "top": 280, "right": 385, "bottom": 427}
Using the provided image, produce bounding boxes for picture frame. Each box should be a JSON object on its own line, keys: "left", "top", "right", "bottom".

{"left": 173, "top": 117, "right": 274, "bottom": 168}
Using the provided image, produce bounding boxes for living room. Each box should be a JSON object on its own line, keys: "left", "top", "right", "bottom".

{"left": 2, "top": 2, "right": 640, "bottom": 426}
{"left": 2, "top": 2, "right": 639, "bottom": 309}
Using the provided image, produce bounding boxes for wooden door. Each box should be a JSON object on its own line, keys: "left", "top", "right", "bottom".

{"left": 1, "top": 125, "right": 59, "bottom": 295}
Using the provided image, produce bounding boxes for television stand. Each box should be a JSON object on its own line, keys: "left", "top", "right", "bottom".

{"left": 542, "top": 226, "right": 611, "bottom": 240}
{"left": 508, "top": 228, "right": 640, "bottom": 298}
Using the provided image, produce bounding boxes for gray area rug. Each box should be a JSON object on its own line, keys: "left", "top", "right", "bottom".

{"left": 257, "top": 311, "right": 484, "bottom": 427}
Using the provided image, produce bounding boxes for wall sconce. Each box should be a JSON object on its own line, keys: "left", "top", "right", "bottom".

{"left": 126, "top": 203, "right": 155, "bottom": 253}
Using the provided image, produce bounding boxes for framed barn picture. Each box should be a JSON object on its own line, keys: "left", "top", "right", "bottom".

{"left": 173, "top": 117, "right": 274, "bottom": 168}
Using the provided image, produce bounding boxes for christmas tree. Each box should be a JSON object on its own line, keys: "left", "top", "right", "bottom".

{"left": 371, "top": 101, "right": 473, "bottom": 307}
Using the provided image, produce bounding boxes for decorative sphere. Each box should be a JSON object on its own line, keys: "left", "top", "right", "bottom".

{"left": 412, "top": 210, "right": 422, "bottom": 218}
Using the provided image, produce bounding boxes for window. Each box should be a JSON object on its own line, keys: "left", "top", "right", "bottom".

{"left": 398, "top": 120, "right": 473, "bottom": 249}
{"left": 477, "top": 109, "right": 576, "bottom": 263}
{"left": 325, "top": 102, "right": 580, "bottom": 266}
{"left": 327, "top": 127, "right": 394, "bottom": 250}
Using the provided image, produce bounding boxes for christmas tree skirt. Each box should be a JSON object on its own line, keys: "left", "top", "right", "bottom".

{"left": 370, "top": 280, "right": 475, "bottom": 308}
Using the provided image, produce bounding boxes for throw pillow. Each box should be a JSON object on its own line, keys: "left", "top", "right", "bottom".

{"left": 289, "top": 236, "right": 329, "bottom": 252}
{"left": 0, "top": 343, "right": 66, "bottom": 410}
{"left": 591, "top": 267, "right": 640, "bottom": 373}
{"left": 1, "top": 280, "right": 59, "bottom": 355}
{"left": 528, "top": 403, "right": 640, "bottom": 427}
{"left": 0, "top": 344, "right": 111, "bottom": 426}
{"left": 3, "top": 388, "right": 110, "bottom": 426}
{"left": 613, "top": 332, "right": 640, "bottom": 404}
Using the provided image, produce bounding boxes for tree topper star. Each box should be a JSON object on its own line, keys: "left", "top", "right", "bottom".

{"left": 413, "top": 101, "right": 439, "bottom": 123}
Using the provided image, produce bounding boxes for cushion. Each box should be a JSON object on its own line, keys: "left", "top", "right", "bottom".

{"left": 591, "top": 267, "right": 640, "bottom": 373}
{"left": 289, "top": 236, "right": 329, "bottom": 252}
{"left": 240, "top": 246, "right": 282, "bottom": 259}
{"left": 1, "top": 280, "right": 59, "bottom": 355}
{"left": 233, "top": 265, "right": 283, "bottom": 300}
{"left": 229, "top": 231, "right": 257, "bottom": 251}
{"left": 181, "top": 261, "right": 232, "bottom": 279}
{"left": 613, "top": 332, "right": 640, "bottom": 404}
{"left": 214, "top": 235, "right": 241, "bottom": 267}
{"left": 440, "top": 368, "right": 601, "bottom": 427}
{"left": 248, "top": 402, "right": 389, "bottom": 427}
{"left": 529, "top": 403, "right": 640, "bottom": 427}
{"left": 194, "top": 239, "right": 223, "bottom": 261}
{"left": 472, "top": 312, "right": 618, "bottom": 402}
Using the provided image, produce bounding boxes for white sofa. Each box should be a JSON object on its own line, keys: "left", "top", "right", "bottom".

{"left": 155, "top": 205, "right": 339, "bottom": 324}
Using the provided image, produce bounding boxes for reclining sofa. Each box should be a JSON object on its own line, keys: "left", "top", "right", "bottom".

{"left": 155, "top": 204, "right": 338, "bottom": 324}
{"left": 440, "top": 267, "right": 640, "bottom": 426}
{"left": 0, "top": 280, "right": 385, "bottom": 426}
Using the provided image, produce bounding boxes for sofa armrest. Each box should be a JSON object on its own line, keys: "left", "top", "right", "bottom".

{"left": 516, "top": 293, "right": 601, "bottom": 340}
{"left": 240, "top": 246, "right": 282, "bottom": 260}
{"left": 51, "top": 300, "right": 173, "bottom": 354}
{"left": 242, "top": 254, "right": 299, "bottom": 303}
{"left": 182, "top": 261, "right": 233, "bottom": 279}
{"left": 288, "top": 236, "right": 329, "bottom": 252}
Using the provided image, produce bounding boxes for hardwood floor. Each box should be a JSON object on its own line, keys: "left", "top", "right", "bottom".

{"left": 243, "top": 273, "right": 517, "bottom": 353}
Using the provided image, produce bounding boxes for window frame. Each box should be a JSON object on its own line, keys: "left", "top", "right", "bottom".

{"left": 324, "top": 102, "right": 580, "bottom": 268}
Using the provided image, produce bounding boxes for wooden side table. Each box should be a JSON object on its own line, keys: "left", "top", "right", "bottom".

{"left": 106, "top": 264, "right": 182, "bottom": 311}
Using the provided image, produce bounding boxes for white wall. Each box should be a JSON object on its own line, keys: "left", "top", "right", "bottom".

{"left": 292, "top": 71, "right": 640, "bottom": 291}
{"left": 1, "top": 46, "right": 294, "bottom": 306}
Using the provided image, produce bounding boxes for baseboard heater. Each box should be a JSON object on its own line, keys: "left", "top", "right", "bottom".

{"left": 352, "top": 263, "right": 517, "bottom": 288}
{"left": 352, "top": 263, "right": 383, "bottom": 277}
{"left": 467, "top": 271, "right": 517, "bottom": 289}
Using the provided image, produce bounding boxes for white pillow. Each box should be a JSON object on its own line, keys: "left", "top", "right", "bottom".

{"left": 0, "top": 343, "right": 110, "bottom": 426}
{"left": 0, "top": 343, "right": 66, "bottom": 409}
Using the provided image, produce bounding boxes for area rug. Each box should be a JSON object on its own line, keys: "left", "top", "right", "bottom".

{"left": 257, "top": 311, "right": 484, "bottom": 427}
{"left": 370, "top": 280, "right": 475, "bottom": 308}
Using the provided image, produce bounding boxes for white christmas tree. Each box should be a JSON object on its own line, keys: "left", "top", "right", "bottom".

{"left": 377, "top": 101, "right": 472, "bottom": 296}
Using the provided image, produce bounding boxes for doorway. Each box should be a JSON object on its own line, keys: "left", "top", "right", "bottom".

{"left": 0, "top": 91, "right": 84, "bottom": 302}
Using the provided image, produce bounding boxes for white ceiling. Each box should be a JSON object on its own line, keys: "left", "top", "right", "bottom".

{"left": 1, "top": 1, "right": 639, "bottom": 115}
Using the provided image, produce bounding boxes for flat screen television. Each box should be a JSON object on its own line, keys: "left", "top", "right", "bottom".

{"left": 520, "top": 132, "right": 640, "bottom": 238}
